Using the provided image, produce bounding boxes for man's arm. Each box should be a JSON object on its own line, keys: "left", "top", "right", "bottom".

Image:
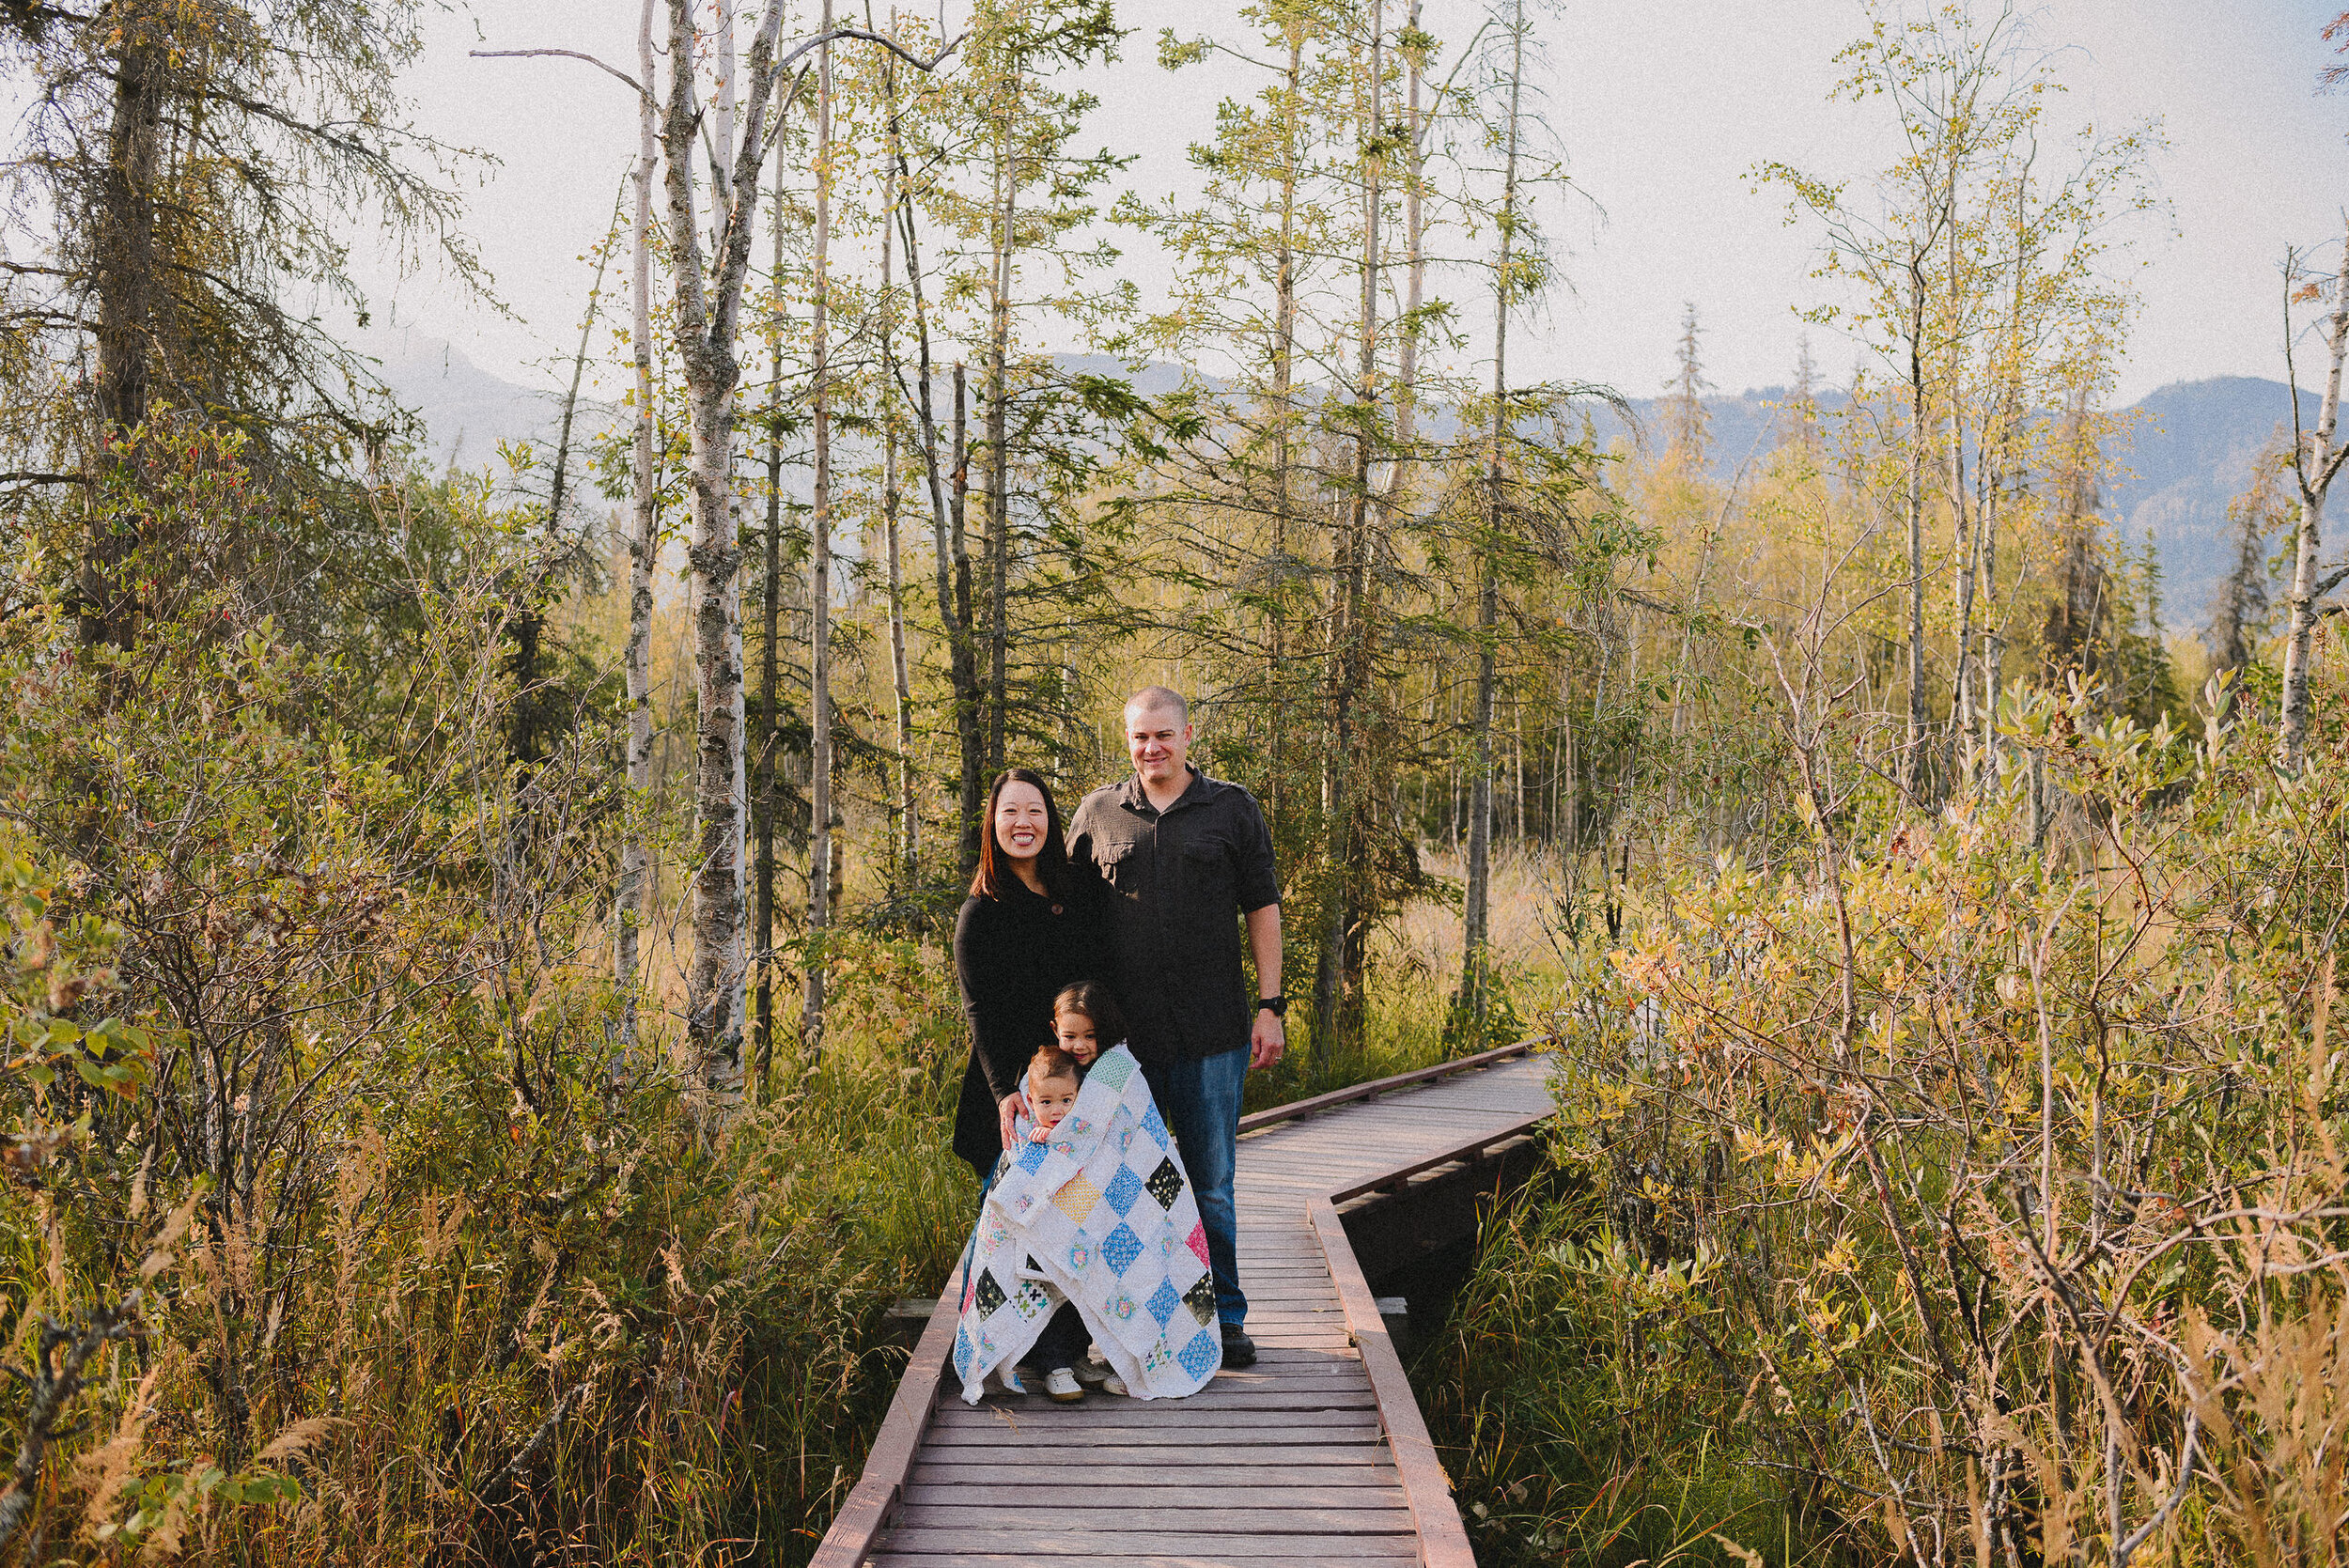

{"left": 1247, "top": 902, "right": 1284, "bottom": 1069}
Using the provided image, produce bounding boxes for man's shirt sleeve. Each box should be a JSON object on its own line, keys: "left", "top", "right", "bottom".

{"left": 1236, "top": 791, "right": 1280, "bottom": 913}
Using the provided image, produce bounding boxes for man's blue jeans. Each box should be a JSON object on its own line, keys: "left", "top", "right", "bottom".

{"left": 1150, "top": 1045, "right": 1248, "bottom": 1328}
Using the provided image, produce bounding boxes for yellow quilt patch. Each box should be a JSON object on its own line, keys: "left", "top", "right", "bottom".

{"left": 1052, "top": 1172, "right": 1103, "bottom": 1221}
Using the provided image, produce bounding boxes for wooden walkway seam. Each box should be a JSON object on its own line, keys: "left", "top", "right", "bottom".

{"left": 810, "top": 1040, "right": 1557, "bottom": 1568}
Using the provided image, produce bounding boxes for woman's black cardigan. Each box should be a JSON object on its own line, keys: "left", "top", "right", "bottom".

{"left": 949, "top": 876, "right": 1109, "bottom": 1180}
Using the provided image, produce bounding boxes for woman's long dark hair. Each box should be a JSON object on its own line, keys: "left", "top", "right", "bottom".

{"left": 971, "top": 768, "right": 1075, "bottom": 901}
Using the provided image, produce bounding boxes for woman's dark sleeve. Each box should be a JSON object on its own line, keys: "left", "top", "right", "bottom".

{"left": 953, "top": 897, "right": 1026, "bottom": 1102}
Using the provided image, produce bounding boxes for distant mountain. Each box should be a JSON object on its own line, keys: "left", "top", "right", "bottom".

{"left": 2106, "top": 377, "right": 2310, "bottom": 629}
{"left": 376, "top": 336, "right": 2301, "bottom": 629}
{"left": 372, "top": 333, "right": 605, "bottom": 474}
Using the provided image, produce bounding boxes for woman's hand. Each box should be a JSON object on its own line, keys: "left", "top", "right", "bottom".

{"left": 998, "top": 1090, "right": 1029, "bottom": 1150}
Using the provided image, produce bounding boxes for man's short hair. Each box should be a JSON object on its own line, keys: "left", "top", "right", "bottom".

{"left": 1124, "top": 685, "right": 1189, "bottom": 724}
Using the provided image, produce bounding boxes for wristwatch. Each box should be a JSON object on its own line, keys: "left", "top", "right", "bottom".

{"left": 1256, "top": 995, "right": 1287, "bottom": 1017}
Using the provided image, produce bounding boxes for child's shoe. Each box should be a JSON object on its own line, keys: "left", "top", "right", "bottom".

{"left": 1073, "top": 1351, "right": 1112, "bottom": 1386}
{"left": 1100, "top": 1374, "right": 1130, "bottom": 1397}
{"left": 1044, "top": 1367, "right": 1083, "bottom": 1403}
{"left": 994, "top": 1364, "right": 1025, "bottom": 1395}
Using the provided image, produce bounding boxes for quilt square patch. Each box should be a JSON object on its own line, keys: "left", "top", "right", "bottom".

{"left": 1141, "top": 1104, "right": 1170, "bottom": 1149}
{"left": 1100, "top": 1221, "right": 1143, "bottom": 1276}
{"left": 1103, "top": 1165, "right": 1144, "bottom": 1217}
{"left": 1017, "top": 1138, "right": 1050, "bottom": 1173}
{"left": 1015, "top": 1280, "right": 1051, "bottom": 1318}
{"left": 1052, "top": 1172, "right": 1103, "bottom": 1221}
{"left": 1183, "top": 1276, "right": 1218, "bottom": 1327}
{"left": 1185, "top": 1221, "right": 1212, "bottom": 1269}
{"left": 1177, "top": 1327, "right": 1221, "bottom": 1379}
{"left": 1089, "top": 1050, "right": 1134, "bottom": 1092}
{"left": 973, "top": 1268, "right": 1006, "bottom": 1317}
{"left": 1110, "top": 1290, "right": 1138, "bottom": 1322}
{"left": 1145, "top": 1157, "right": 1185, "bottom": 1209}
{"left": 1147, "top": 1279, "right": 1182, "bottom": 1327}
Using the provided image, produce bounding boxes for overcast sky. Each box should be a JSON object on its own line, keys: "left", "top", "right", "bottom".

{"left": 353, "top": 0, "right": 2349, "bottom": 409}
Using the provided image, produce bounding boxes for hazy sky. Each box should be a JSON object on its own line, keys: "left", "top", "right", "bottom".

{"left": 355, "top": 0, "right": 2349, "bottom": 409}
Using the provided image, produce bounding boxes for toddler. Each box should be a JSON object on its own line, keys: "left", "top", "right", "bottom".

{"left": 1020, "top": 1043, "right": 1092, "bottom": 1399}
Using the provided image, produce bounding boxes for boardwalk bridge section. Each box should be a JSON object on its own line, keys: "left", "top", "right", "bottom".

{"left": 813, "top": 1040, "right": 1558, "bottom": 1568}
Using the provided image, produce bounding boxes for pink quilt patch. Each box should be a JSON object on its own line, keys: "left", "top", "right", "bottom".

{"left": 1186, "top": 1222, "right": 1211, "bottom": 1268}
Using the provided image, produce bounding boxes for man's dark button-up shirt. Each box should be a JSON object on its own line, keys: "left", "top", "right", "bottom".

{"left": 1069, "top": 767, "right": 1281, "bottom": 1065}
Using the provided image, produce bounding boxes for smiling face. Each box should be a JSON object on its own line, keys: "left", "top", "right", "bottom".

{"left": 1029, "top": 1071, "right": 1080, "bottom": 1132}
{"left": 1053, "top": 1009, "right": 1100, "bottom": 1065}
{"left": 1124, "top": 699, "right": 1192, "bottom": 790}
{"left": 991, "top": 780, "right": 1050, "bottom": 867}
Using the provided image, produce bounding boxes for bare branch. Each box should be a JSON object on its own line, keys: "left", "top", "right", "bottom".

{"left": 469, "top": 48, "right": 648, "bottom": 101}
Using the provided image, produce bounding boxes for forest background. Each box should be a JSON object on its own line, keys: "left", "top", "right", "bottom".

{"left": 3, "top": 0, "right": 2349, "bottom": 1563}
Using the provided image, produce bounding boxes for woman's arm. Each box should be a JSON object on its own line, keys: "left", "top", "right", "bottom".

{"left": 953, "top": 899, "right": 1024, "bottom": 1099}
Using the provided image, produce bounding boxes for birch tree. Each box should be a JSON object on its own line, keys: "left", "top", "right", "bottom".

{"left": 2279, "top": 227, "right": 2349, "bottom": 773}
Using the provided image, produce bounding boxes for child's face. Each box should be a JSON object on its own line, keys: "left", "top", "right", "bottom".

{"left": 1029, "top": 1074, "right": 1080, "bottom": 1137}
{"left": 1053, "top": 1011, "right": 1100, "bottom": 1065}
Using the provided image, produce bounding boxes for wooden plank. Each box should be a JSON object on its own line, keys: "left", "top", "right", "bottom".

{"left": 909, "top": 1463, "right": 1405, "bottom": 1489}
{"left": 1311, "top": 1194, "right": 1477, "bottom": 1568}
{"left": 901, "top": 1483, "right": 1408, "bottom": 1509}
{"left": 872, "top": 1555, "right": 1418, "bottom": 1568}
{"left": 1235, "top": 1036, "right": 1546, "bottom": 1132}
{"left": 927, "top": 1407, "right": 1381, "bottom": 1432}
{"left": 875, "top": 1529, "right": 1417, "bottom": 1558}
{"left": 1324, "top": 1115, "right": 1551, "bottom": 1203}
{"left": 913, "top": 1443, "right": 1390, "bottom": 1467}
{"left": 808, "top": 1282, "right": 958, "bottom": 1568}
{"left": 894, "top": 1503, "right": 1419, "bottom": 1533}
{"left": 922, "top": 1421, "right": 1382, "bottom": 1447}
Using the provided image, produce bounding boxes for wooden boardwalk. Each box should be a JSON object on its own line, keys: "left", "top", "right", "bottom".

{"left": 813, "top": 1042, "right": 1558, "bottom": 1568}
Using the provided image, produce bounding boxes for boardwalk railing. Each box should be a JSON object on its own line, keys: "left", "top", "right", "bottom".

{"left": 812, "top": 1037, "right": 1555, "bottom": 1568}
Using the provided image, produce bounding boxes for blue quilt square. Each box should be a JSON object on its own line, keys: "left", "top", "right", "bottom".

{"left": 1147, "top": 1279, "right": 1181, "bottom": 1327}
{"left": 1017, "top": 1139, "right": 1050, "bottom": 1173}
{"left": 1100, "top": 1222, "right": 1143, "bottom": 1276}
{"left": 1140, "top": 1105, "right": 1170, "bottom": 1150}
{"left": 1103, "top": 1165, "right": 1144, "bottom": 1217}
{"left": 954, "top": 1327, "right": 973, "bottom": 1376}
{"left": 1177, "top": 1327, "right": 1220, "bottom": 1379}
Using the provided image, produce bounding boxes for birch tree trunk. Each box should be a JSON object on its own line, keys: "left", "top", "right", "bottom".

{"left": 615, "top": 0, "right": 660, "bottom": 1017}
{"left": 755, "top": 154, "right": 785, "bottom": 1084}
{"left": 1456, "top": 0, "right": 1524, "bottom": 1036}
{"left": 984, "top": 100, "right": 1017, "bottom": 777}
{"left": 801, "top": 0, "right": 836, "bottom": 1057}
{"left": 661, "top": 0, "right": 799, "bottom": 1107}
{"left": 2279, "top": 228, "right": 2349, "bottom": 774}
{"left": 879, "top": 103, "right": 918, "bottom": 884}
{"left": 1903, "top": 247, "right": 1930, "bottom": 802}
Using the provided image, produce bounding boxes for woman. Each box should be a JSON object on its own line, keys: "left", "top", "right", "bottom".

{"left": 949, "top": 768, "right": 1108, "bottom": 1186}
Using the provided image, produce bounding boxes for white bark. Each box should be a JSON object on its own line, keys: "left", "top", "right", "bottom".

{"left": 2279, "top": 227, "right": 2349, "bottom": 774}
{"left": 616, "top": 0, "right": 659, "bottom": 1013}
{"left": 800, "top": 0, "right": 835, "bottom": 1056}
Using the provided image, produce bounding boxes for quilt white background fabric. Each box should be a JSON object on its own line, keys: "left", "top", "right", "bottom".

{"left": 952, "top": 1044, "right": 1222, "bottom": 1402}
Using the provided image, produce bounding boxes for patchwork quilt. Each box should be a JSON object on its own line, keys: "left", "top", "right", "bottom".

{"left": 952, "top": 1044, "right": 1222, "bottom": 1403}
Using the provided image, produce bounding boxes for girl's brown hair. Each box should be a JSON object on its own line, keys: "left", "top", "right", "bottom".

{"left": 972, "top": 768, "right": 1075, "bottom": 902}
{"left": 1052, "top": 980, "right": 1128, "bottom": 1048}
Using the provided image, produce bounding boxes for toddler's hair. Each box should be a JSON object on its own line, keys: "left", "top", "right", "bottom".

{"left": 1051, "top": 980, "right": 1128, "bottom": 1048}
{"left": 1029, "top": 1043, "right": 1083, "bottom": 1087}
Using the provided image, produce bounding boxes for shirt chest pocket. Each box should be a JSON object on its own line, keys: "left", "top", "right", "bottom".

{"left": 1176, "top": 834, "right": 1237, "bottom": 918}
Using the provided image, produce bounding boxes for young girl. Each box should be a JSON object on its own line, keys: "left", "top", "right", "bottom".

{"left": 1047, "top": 980, "right": 1125, "bottom": 1073}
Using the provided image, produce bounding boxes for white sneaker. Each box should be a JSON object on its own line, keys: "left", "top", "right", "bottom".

{"left": 1073, "top": 1352, "right": 1112, "bottom": 1386}
{"left": 1045, "top": 1367, "right": 1084, "bottom": 1403}
{"left": 995, "top": 1364, "right": 1025, "bottom": 1395}
{"left": 1100, "top": 1374, "right": 1130, "bottom": 1397}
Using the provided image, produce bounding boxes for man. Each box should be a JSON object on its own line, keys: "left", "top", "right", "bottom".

{"left": 1067, "top": 686, "right": 1285, "bottom": 1369}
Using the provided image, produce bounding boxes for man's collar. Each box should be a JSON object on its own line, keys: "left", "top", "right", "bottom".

{"left": 1121, "top": 764, "right": 1206, "bottom": 815}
